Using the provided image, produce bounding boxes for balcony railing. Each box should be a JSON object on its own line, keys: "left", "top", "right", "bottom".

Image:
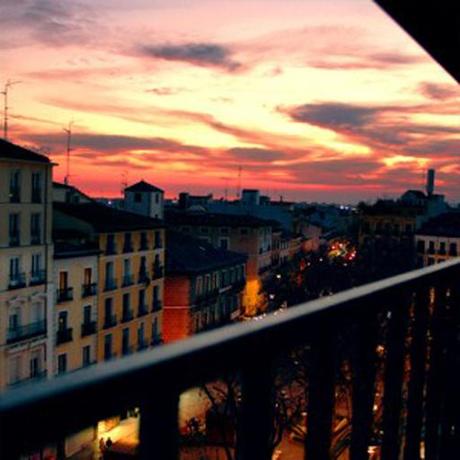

{"left": 30, "top": 270, "right": 46, "bottom": 286}
{"left": 8, "top": 370, "right": 47, "bottom": 388}
{"left": 121, "top": 309, "right": 134, "bottom": 323}
{"left": 82, "top": 282, "right": 97, "bottom": 298}
{"left": 56, "top": 328, "right": 73, "bottom": 345}
{"left": 3, "top": 259, "right": 460, "bottom": 459}
{"left": 9, "top": 187, "right": 20, "bottom": 203}
{"left": 56, "top": 287, "right": 73, "bottom": 303}
{"left": 103, "top": 314, "right": 117, "bottom": 329}
{"left": 138, "top": 303, "right": 149, "bottom": 317}
{"left": 81, "top": 321, "right": 97, "bottom": 337}
{"left": 152, "top": 264, "right": 164, "bottom": 280}
{"left": 152, "top": 299, "right": 162, "bottom": 312}
{"left": 9, "top": 234, "right": 20, "bottom": 247}
{"left": 6, "top": 320, "right": 46, "bottom": 344}
{"left": 8, "top": 273, "right": 26, "bottom": 290}
{"left": 104, "top": 277, "right": 117, "bottom": 292}
{"left": 122, "top": 274, "right": 134, "bottom": 287}
{"left": 138, "top": 271, "right": 150, "bottom": 284}
{"left": 31, "top": 189, "right": 42, "bottom": 204}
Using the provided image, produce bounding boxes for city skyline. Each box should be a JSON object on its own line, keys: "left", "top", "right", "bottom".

{"left": 1, "top": 0, "right": 460, "bottom": 202}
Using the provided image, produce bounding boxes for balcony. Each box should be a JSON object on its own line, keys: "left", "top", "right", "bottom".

{"left": 9, "top": 234, "right": 20, "bottom": 247}
{"left": 122, "top": 345, "right": 134, "bottom": 356}
{"left": 138, "top": 271, "right": 150, "bottom": 284}
{"left": 3, "top": 260, "right": 460, "bottom": 459}
{"left": 30, "top": 234, "right": 41, "bottom": 245}
{"left": 30, "top": 270, "right": 46, "bottom": 286}
{"left": 152, "top": 264, "right": 164, "bottom": 280}
{"left": 105, "top": 244, "right": 116, "bottom": 255}
{"left": 31, "top": 189, "right": 42, "bottom": 203}
{"left": 103, "top": 314, "right": 117, "bottom": 329}
{"left": 9, "top": 187, "right": 20, "bottom": 203}
{"left": 151, "top": 334, "right": 163, "bottom": 346}
{"left": 6, "top": 320, "right": 46, "bottom": 344}
{"left": 9, "top": 370, "right": 47, "bottom": 388}
{"left": 121, "top": 309, "right": 134, "bottom": 323}
{"left": 122, "top": 274, "right": 134, "bottom": 287}
{"left": 152, "top": 299, "right": 162, "bottom": 312}
{"left": 104, "top": 277, "right": 117, "bottom": 292}
{"left": 82, "top": 282, "right": 97, "bottom": 298}
{"left": 56, "top": 328, "right": 73, "bottom": 345}
{"left": 57, "top": 287, "right": 73, "bottom": 303}
{"left": 81, "top": 321, "right": 97, "bottom": 337}
{"left": 8, "top": 273, "right": 26, "bottom": 290}
{"left": 138, "top": 303, "right": 149, "bottom": 317}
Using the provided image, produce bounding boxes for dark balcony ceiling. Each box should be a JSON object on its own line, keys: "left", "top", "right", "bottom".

{"left": 375, "top": 1, "right": 460, "bottom": 83}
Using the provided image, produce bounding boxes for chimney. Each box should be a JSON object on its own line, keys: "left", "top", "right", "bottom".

{"left": 426, "top": 169, "right": 435, "bottom": 196}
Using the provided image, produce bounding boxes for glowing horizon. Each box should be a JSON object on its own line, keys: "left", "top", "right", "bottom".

{"left": 1, "top": 0, "right": 459, "bottom": 203}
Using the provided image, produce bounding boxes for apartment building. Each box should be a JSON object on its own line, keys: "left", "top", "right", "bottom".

{"left": 166, "top": 210, "right": 273, "bottom": 316}
{"left": 415, "top": 212, "right": 460, "bottom": 266}
{"left": 53, "top": 201, "right": 165, "bottom": 363}
{"left": 0, "top": 139, "right": 53, "bottom": 388}
{"left": 53, "top": 241, "right": 100, "bottom": 375}
{"left": 163, "top": 231, "right": 247, "bottom": 343}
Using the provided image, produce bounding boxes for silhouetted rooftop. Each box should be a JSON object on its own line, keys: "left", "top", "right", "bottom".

{"left": 0, "top": 139, "right": 50, "bottom": 163}
{"left": 125, "top": 180, "right": 164, "bottom": 193}
{"left": 54, "top": 201, "right": 164, "bottom": 232}
{"left": 417, "top": 212, "right": 460, "bottom": 237}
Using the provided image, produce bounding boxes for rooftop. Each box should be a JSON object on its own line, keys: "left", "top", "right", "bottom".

{"left": 417, "top": 212, "right": 460, "bottom": 237}
{"left": 54, "top": 201, "right": 164, "bottom": 232}
{"left": 166, "top": 231, "right": 247, "bottom": 275}
{"left": 0, "top": 139, "right": 50, "bottom": 164}
{"left": 125, "top": 180, "right": 164, "bottom": 193}
{"left": 166, "top": 209, "right": 275, "bottom": 228}
{"left": 54, "top": 241, "right": 101, "bottom": 259}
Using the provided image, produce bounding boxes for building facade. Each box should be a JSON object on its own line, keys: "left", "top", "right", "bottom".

{"left": 166, "top": 210, "right": 273, "bottom": 316}
{"left": 163, "top": 231, "right": 247, "bottom": 343}
{"left": 0, "top": 140, "right": 53, "bottom": 388}
{"left": 53, "top": 201, "right": 165, "bottom": 364}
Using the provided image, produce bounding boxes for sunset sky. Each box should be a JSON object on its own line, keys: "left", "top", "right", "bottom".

{"left": 1, "top": 0, "right": 460, "bottom": 203}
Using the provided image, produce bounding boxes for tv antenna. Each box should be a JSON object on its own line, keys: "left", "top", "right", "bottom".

{"left": 121, "top": 170, "right": 128, "bottom": 196}
{"left": 1, "top": 79, "right": 21, "bottom": 140}
{"left": 237, "top": 165, "right": 242, "bottom": 199}
{"left": 63, "top": 121, "right": 74, "bottom": 185}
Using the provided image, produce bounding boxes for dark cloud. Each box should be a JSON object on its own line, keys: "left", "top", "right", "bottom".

{"left": 146, "top": 87, "right": 181, "bottom": 96}
{"left": 138, "top": 43, "right": 240, "bottom": 70}
{"left": 288, "top": 103, "right": 381, "bottom": 129}
{"left": 226, "top": 147, "right": 290, "bottom": 162}
{"left": 419, "top": 82, "right": 460, "bottom": 101}
{"left": 1, "top": 0, "right": 98, "bottom": 47}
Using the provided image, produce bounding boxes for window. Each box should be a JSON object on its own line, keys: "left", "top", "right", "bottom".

{"left": 9, "top": 170, "right": 20, "bottom": 202}
{"left": 9, "top": 309, "right": 20, "bottom": 330}
{"left": 59, "top": 271, "right": 68, "bottom": 290}
{"left": 31, "top": 172, "right": 41, "bottom": 203}
{"left": 83, "top": 305, "right": 91, "bottom": 324}
{"left": 450, "top": 242, "right": 457, "bottom": 256}
{"left": 31, "top": 213, "right": 41, "bottom": 244}
{"left": 416, "top": 240, "right": 425, "bottom": 253}
{"left": 153, "top": 285, "right": 159, "bottom": 302}
{"left": 138, "top": 323, "right": 145, "bottom": 348}
{"left": 140, "top": 232, "right": 148, "bottom": 250}
{"left": 439, "top": 242, "right": 446, "bottom": 254}
{"left": 57, "top": 354, "right": 67, "bottom": 374}
{"left": 122, "top": 328, "right": 130, "bottom": 354}
{"left": 82, "top": 345, "right": 91, "bottom": 367}
{"left": 122, "top": 293, "right": 131, "bottom": 320}
{"left": 31, "top": 254, "right": 41, "bottom": 275}
{"left": 9, "top": 257, "right": 21, "bottom": 283}
{"left": 58, "top": 311, "right": 68, "bottom": 331}
{"left": 134, "top": 192, "right": 142, "bottom": 203}
{"left": 155, "top": 193, "right": 160, "bottom": 204}
{"left": 139, "top": 289, "right": 146, "bottom": 308}
{"left": 9, "top": 213, "right": 20, "bottom": 246}
{"left": 83, "top": 267, "right": 92, "bottom": 285}
{"left": 123, "top": 232, "right": 133, "bottom": 252}
{"left": 30, "top": 356, "right": 41, "bottom": 378}
{"left": 104, "top": 298, "right": 113, "bottom": 324}
{"left": 428, "top": 241, "right": 435, "bottom": 253}
{"left": 106, "top": 234, "right": 116, "bottom": 254}
{"left": 154, "top": 231, "right": 162, "bottom": 248}
{"left": 104, "top": 334, "right": 112, "bottom": 360}
{"left": 219, "top": 238, "right": 229, "bottom": 250}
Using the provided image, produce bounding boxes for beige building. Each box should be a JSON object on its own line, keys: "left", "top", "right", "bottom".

{"left": 0, "top": 139, "right": 53, "bottom": 389}
{"left": 53, "top": 243, "right": 99, "bottom": 374}
{"left": 53, "top": 201, "right": 165, "bottom": 363}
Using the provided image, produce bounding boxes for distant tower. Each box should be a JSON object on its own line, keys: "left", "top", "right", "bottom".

{"left": 1, "top": 79, "right": 21, "bottom": 140}
{"left": 124, "top": 180, "right": 164, "bottom": 219}
{"left": 237, "top": 165, "right": 242, "bottom": 199}
{"left": 426, "top": 169, "right": 435, "bottom": 196}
